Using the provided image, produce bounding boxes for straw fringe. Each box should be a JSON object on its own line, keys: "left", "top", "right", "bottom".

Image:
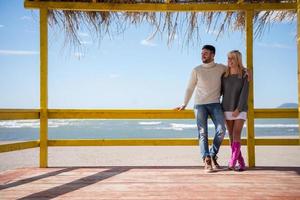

{"left": 44, "top": 0, "right": 296, "bottom": 48}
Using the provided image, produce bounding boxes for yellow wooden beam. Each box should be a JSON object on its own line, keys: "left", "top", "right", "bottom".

{"left": 24, "top": 1, "right": 297, "bottom": 12}
{"left": 40, "top": 8, "right": 49, "bottom": 168}
{"left": 254, "top": 109, "right": 298, "bottom": 118}
{"left": 47, "top": 138, "right": 298, "bottom": 146}
{"left": 246, "top": 9, "right": 255, "bottom": 168}
{"left": 0, "top": 109, "right": 39, "bottom": 120}
{"left": 48, "top": 138, "right": 243, "bottom": 146}
{"left": 48, "top": 109, "right": 195, "bottom": 119}
{"left": 49, "top": 138, "right": 198, "bottom": 146}
{"left": 0, "top": 141, "right": 39, "bottom": 153}
{"left": 0, "top": 108, "right": 297, "bottom": 120}
{"left": 0, "top": 137, "right": 294, "bottom": 153}
{"left": 48, "top": 109, "right": 298, "bottom": 119}
{"left": 255, "top": 138, "right": 299, "bottom": 146}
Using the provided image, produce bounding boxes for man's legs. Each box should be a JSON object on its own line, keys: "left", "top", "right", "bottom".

{"left": 194, "top": 105, "right": 209, "bottom": 159}
{"left": 208, "top": 103, "right": 226, "bottom": 159}
{"left": 195, "top": 105, "right": 213, "bottom": 172}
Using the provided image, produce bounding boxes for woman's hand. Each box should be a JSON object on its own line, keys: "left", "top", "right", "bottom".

{"left": 232, "top": 109, "right": 240, "bottom": 117}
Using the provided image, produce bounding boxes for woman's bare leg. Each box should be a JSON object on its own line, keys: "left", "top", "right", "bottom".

{"left": 225, "top": 120, "right": 234, "bottom": 145}
{"left": 232, "top": 119, "right": 245, "bottom": 142}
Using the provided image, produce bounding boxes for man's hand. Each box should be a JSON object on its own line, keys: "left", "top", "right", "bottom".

{"left": 232, "top": 109, "right": 240, "bottom": 118}
{"left": 174, "top": 105, "right": 186, "bottom": 111}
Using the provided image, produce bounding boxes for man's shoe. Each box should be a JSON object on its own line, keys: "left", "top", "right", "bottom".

{"left": 211, "top": 156, "right": 221, "bottom": 170}
{"left": 203, "top": 156, "right": 213, "bottom": 172}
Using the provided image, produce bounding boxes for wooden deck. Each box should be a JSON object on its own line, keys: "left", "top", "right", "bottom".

{"left": 0, "top": 166, "right": 300, "bottom": 199}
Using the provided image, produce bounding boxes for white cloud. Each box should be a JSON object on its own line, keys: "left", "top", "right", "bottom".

{"left": 20, "top": 16, "right": 33, "bottom": 21}
{"left": 0, "top": 50, "right": 39, "bottom": 56}
{"left": 140, "top": 39, "right": 157, "bottom": 47}
{"left": 21, "top": 16, "right": 34, "bottom": 21}
{"left": 78, "top": 32, "right": 93, "bottom": 45}
{"left": 80, "top": 40, "right": 92, "bottom": 45}
{"left": 205, "top": 28, "right": 220, "bottom": 36}
{"left": 78, "top": 32, "right": 89, "bottom": 37}
{"left": 257, "top": 42, "right": 293, "bottom": 49}
{"left": 74, "top": 52, "right": 84, "bottom": 59}
{"left": 109, "top": 74, "right": 120, "bottom": 79}
{"left": 208, "top": 30, "right": 220, "bottom": 36}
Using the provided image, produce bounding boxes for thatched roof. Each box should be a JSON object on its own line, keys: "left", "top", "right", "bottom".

{"left": 34, "top": 0, "right": 296, "bottom": 48}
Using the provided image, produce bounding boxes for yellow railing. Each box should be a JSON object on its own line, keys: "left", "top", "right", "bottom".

{"left": 0, "top": 109, "right": 298, "bottom": 151}
{"left": 1, "top": 108, "right": 297, "bottom": 119}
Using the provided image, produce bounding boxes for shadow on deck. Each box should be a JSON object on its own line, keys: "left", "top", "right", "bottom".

{"left": 1, "top": 166, "right": 300, "bottom": 199}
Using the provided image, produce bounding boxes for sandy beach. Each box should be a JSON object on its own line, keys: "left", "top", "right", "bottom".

{"left": 1, "top": 145, "right": 299, "bottom": 172}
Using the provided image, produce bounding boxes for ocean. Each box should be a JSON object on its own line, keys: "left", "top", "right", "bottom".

{"left": 0, "top": 119, "right": 298, "bottom": 141}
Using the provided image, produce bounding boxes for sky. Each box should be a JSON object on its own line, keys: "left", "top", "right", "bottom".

{"left": 0, "top": 0, "right": 298, "bottom": 109}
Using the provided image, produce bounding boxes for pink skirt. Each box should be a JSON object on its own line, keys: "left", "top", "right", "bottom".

{"left": 224, "top": 111, "right": 247, "bottom": 121}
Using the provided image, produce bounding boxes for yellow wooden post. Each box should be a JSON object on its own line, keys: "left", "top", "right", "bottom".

{"left": 40, "top": 8, "right": 48, "bottom": 168}
{"left": 246, "top": 10, "right": 255, "bottom": 167}
{"left": 298, "top": 1, "right": 300, "bottom": 145}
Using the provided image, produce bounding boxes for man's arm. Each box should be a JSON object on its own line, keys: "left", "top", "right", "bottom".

{"left": 175, "top": 69, "right": 197, "bottom": 111}
{"left": 243, "top": 68, "right": 252, "bottom": 81}
{"left": 225, "top": 65, "right": 252, "bottom": 81}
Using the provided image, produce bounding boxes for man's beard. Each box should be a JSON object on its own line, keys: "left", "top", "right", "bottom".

{"left": 202, "top": 58, "right": 211, "bottom": 63}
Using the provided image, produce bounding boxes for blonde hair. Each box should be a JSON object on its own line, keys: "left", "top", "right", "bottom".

{"left": 224, "top": 50, "right": 245, "bottom": 78}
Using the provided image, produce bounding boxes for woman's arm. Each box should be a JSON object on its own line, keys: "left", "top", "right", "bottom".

{"left": 237, "top": 76, "right": 249, "bottom": 112}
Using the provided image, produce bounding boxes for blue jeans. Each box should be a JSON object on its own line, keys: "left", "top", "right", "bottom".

{"left": 194, "top": 103, "right": 226, "bottom": 160}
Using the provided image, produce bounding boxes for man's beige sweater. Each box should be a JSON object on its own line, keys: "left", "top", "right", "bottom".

{"left": 184, "top": 61, "right": 226, "bottom": 106}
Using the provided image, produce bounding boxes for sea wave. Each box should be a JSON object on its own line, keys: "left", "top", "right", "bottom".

{"left": 168, "top": 123, "right": 299, "bottom": 129}
{"left": 144, "top": 123, "right": 299, "bottom": 131}
{"left": 144, "top": 123, "right": 197, "bottom": 131}
{"left": 0, "top": 120, "right": 70, "bottom": 128}
{"left": 139, "top": 122, "right": 162, "bottom": 125}
{"left": 255, "top": 124, "right": 298, "bottom": 128}
{"left": 170, "top": 123, "right": 197, "bottom": 129}
{"left": 0, "top": 120, "right": 298, "bottom": 129}
{"left": 0, "top": 120, "right": 40, "bottom": 128}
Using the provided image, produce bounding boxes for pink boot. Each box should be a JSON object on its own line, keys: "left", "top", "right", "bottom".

{"left": 228, "top": 142, "right": 241, "bottom": 170}
{"left": 237, "top": 150, "right": 246, "bottom": 171}
{"left": 229, "top": 143, "right": 234, "bottom": 169}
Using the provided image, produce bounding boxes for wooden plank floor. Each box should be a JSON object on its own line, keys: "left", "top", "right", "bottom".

{"left": 1, "top": 166, "right": 300, "bottom": 199}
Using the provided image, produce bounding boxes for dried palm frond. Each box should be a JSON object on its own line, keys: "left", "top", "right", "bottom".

{"left": 42, "top": 0, "right": 296, "bottom": 49}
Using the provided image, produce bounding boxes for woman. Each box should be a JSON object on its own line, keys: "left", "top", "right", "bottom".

{"left": 221, "top": 50, "right": 249, "bottom": 171}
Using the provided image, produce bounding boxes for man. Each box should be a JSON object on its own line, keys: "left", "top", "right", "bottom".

{"left": 175, "top": 45, "right": 226, "bottom": 172}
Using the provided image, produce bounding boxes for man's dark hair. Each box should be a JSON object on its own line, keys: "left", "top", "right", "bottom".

{"left": 202, "top": 45, "right": 216, "bottom": 54}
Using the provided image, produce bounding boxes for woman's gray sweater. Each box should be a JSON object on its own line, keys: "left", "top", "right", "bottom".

{"left": 221, "top": 73, "right": 249, "bottom": 112}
